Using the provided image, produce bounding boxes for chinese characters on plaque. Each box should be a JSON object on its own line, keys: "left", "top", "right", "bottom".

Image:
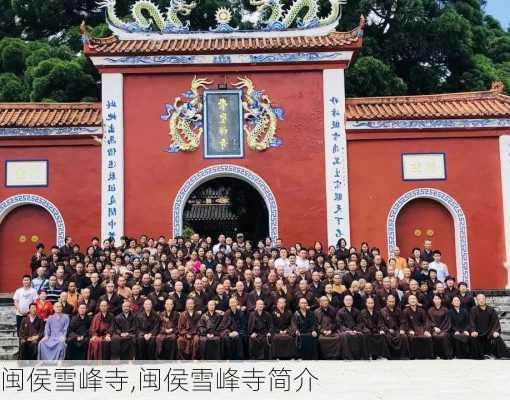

{"left": 203, "top": 90, "right": 243, "bottom": 158}
{"left": 402, "top": 153, "right": 446, "bottom": 180}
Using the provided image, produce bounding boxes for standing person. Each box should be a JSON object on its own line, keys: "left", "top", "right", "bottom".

{"left": 177, "top": 298, "right": 201, "bottom": 360}
{"left": 37, "top": 302, "right": 69, "bottom": 361}
{"left": 336, "top": 295, "right": 365, "bottom": 360}
{"left": 247, "top": 299, "right": 272, "bottom": 359}
{"left": 18, "top": 303, "right": 44, "bottom": 360}
{"left": 401, "top": 295, "right": 433, "bottom": 359}
{"left": 428, "top": 251, "right": 449, "bottom": 282}
{"left": 359, "top": 297, "right": 390, "bottom": 360}
{"left": 13, "top": 275, "right": 38, "bottom": 335}
{"left": 448, "top": 296, "right": 471, "bottom": 358}
{"left": 292, "top": 298, "right": 319, "bottom": 360}
{"left": 88, "top": 300, "right": 113, "bottom": 360}
{"left": 111, "top": 300, "right": 137, "bottom": 360}
{"left": 66, "top": 303, "right": 91, "bottom": 360}
{"left": 135, "top": 299, "right": 160, "bottom": 360}
{"left": 470, "top": 293, "right": 510, "bottom": 359}
{"left": 314, "top": 296, "right": 338, "bottom": 359}
{"left": 34, "top": 289, "right": 53, "bottom": 321}
{"left": 198, "top": 300, "right": 223, "bottom": 359}
{"left": 422, "top": 240, "right": 434, "bottom": 263}
{"left": 427, "top": 295, "right": 453, "bottom": 359}
{"left": 156, "top": 298, "right": 179, "bottom": 360}
{"left": 380, "top": 295, "right": 409, "bottom": 359}
{"left": 219, "top": 297, "right": 247, "bottom": 359}
{"left": 271, "top": 297, "right": 295, "bottom": 359}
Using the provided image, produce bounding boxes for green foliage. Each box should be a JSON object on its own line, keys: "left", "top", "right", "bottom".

{"left": 0, "top": 0, "right": 509, "bottom": 101}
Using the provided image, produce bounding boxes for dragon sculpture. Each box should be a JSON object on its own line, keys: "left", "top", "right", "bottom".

{"left": 233, "top": 77, "right": 284, "bottom": 151}
{"left": 160, "top": 77, "right": 212, "bottom": 152}
{"left": 97, "top": 0, "right": 196, "bottom": 33}
{"left": 249, "top": 0, "right": 346, "bottom": 30}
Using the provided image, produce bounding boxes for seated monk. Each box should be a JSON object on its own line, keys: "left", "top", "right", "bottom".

{"left": 111, "top": 300, "right": 136, "bottom": 360}
{"left": 248, "top": 299, "right": 272, "bottom": 359}
{"left": 380, "top": 294, "right": 409, "bottom": 359}
{"left": 198, "top": 300, "right": 223, "bottom": 359}
{"left": 271, "top": 297, "right": 295, "bottom": 360}
{"left": 292, "top": 298, "right": 319, "bottom": 360}
{"left": 219, "top": 297, "right": 247, "bottom": 360}
{"left": 359, "top": 297, "right": 390, "bottom": 360}
{"left": 448, "top": 296, "right": 471, "bottom": 358}
{"left": 470, "top": 293, "right": 510, "bottom": 359}
{"left": 88, "top": 299, "right": 113, "bottom": 360}
{"left": 135, "top": 299, "right": 160, "bottom": 360}
{"left": 156, "top": 298, "right": 179, "bottom": 360}
{"left": 314, "top": 296, "right": 338, "bottom": 360}
{"left": 19, "top": 303, "right": 44, "bottom": 360}
{"left": 66, "top": 303, "right": 91, "bottom": 360}
{"left": 336, "top": 294, "right": 365, "bottom": 360}
{"left": 177, "top": 298, "right": 201, "bottom": 360}
{"left": 427, "top": 295, "right": 453, "bottom": 359}
{"left": 401, "top": 295, "right": 433, "bottom": 359}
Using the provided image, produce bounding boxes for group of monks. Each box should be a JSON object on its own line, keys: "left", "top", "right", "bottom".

{"left": 17, "top": 233, "right": 509, "bottom": 361}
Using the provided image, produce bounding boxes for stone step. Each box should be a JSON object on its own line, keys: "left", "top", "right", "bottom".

{"left": 0, "top": 337, "right": 18, "bottom": 347}
{"left": 0, "top": 329, "right": 16, "bottom": 337}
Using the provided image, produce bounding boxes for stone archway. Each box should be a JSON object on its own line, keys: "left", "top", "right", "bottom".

{"left": 0, "top": 194, "right": 66, "bottom": 246}
{"left": 172, "top": 165, "right": 278, "bottom": 241}
{"left": 387, "top": 188, "right": 470, "bottom": 286}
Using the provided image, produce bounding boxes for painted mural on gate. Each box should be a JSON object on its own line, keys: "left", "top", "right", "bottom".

{"left": 160, "top": 77, "right": 284, "bottom": 153}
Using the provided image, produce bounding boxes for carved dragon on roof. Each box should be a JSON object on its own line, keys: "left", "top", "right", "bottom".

{"left": 96, "top": 0, "right": 347, "bottom": 39}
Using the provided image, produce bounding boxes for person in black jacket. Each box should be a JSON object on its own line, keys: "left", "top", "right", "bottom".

{"left": 448, "top": 296, "right": 471, "bottom": 358}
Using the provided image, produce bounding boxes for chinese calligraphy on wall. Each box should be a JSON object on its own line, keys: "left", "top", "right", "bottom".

{"left": 323, "top": 69, "right": 351, "bottom": 246}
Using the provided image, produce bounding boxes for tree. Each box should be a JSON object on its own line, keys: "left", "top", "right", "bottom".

{"left": 0, "top": 73, "right": 27, "bottom": 101}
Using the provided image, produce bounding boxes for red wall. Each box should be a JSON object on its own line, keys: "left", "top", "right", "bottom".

{"left": 396, "top": 198, "right": 455, "bottom": 269}
{"left": 0, "top": 205, "right": 55, "bottom": 292}
{"left": 0, "top": 142, "right": 101, "bottom": 251}
{"left": 347, "top": 135, "right": 506, "bottom": 289}
{"left": 122, "top": 71, "right": 327, "bottom": 244}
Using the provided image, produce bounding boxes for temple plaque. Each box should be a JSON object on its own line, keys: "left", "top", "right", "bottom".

{"left": 203, "top": 90, "right": 244, "bottom": 158}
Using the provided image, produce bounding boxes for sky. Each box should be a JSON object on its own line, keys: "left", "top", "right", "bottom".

{"left": 485, "top": 0, "right": 510, "bottom": 30}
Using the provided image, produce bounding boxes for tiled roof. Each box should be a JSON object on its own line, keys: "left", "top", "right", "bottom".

{"left": 345, "top": 86, "right": 510, "bottom": 121}
{"left": 84, "top": 28, "right": 363, "bottom": 56}
{"left": 184, "top": 205, "right": 239, "bottom": 221}
{"left": 0, "top": 103, "right": 102, "bottom": 128}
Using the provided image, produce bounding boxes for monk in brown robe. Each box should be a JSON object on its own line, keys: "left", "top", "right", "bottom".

{"left": 427, "top": 295, "right": 453, "bottom": 359}
{"left": 470, "top": 293, "right": 510, "bottom": 359}
{"left": 359, "top": 297, "right": 390, "bottom": 359}
{"left": 248, "top": 299, "right": 272, "bottom": 359}
{"left": 66, "top": 303, "right": 91, "bottom": 360}
{"left": 177, "top": 298, "right": 201, "bottom": 359}
{"left": 78, "top": 287, "right": 96, "bottom": 318}
{"left": 19, "top": 303, "right": 44, "bottom": 360}
{"left": 336, "top": 294, "right": 365, "bottom": 360}
{"left": 401, "top": 294, "right": 433, "bottom": 359}
{"left": 135, "top": 299, "right": 160, "bottom": 359}
{"left": 88, "top": 299, "right": 113, "bottom": 360}
{"left": 271, "top": 297, "right": 295, "bottom": 359}
{"left": 219, "top": 297, "right": 247, "bottom": 359}
{"left": 130, "top": 284, "right": 145, "bottom": 314}
{"left": 111, "top": 300, "right": 136, "bottom": 360}
{"left": 198, "top": 300, "right": 223, "bottom": 359}
{"left": 156, "top": 298, "right": 179, "bottom": 359}
{"left": 380, "top": 294, "right": 409, "bottom": 359}
{"left": 314, "top": 296, "right": 338, "bottom": 359}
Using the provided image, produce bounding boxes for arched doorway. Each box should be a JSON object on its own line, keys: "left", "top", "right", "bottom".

{"left": 0, "top": 205, "right": 55, "bottom": 292}
{"left": 396, "top": 198, "right": 456, "bottom": 270}
{"left": 173, "top": 164, "right": 279, "bottom": 241}
{"left": 387, "top": 188, "right": 470, "bottom": 285}
{"left": 183, "top": 177, "right": 269, "bottom": 241}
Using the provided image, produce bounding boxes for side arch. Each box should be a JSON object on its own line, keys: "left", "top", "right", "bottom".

{"left": 172, "top": 165, "right": 278, "bottom": 240}
{"left": 387, "top": 188, "right": 470, "bottom": 286}
{"left": 0, "top": 194, "right": 66, "bottom": 246}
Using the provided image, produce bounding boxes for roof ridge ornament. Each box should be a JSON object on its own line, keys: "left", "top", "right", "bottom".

{"left": 491, "top": 81, "right": 505, "bottom": 94}
{"left": 97, "top": 0, "right": 347, "bottom": 40}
